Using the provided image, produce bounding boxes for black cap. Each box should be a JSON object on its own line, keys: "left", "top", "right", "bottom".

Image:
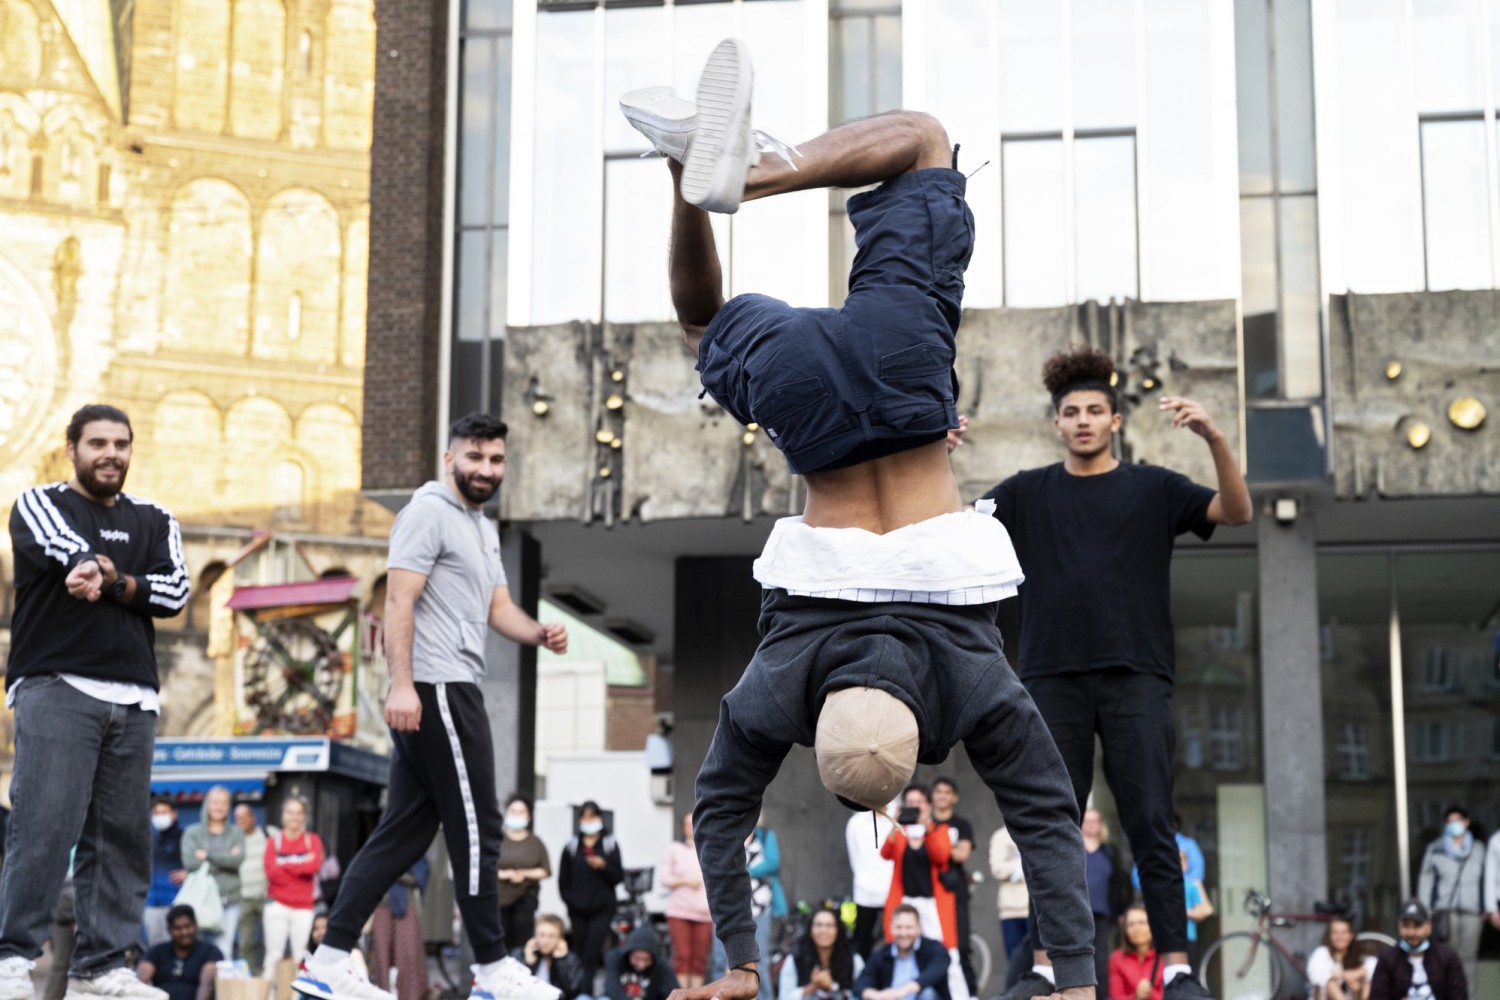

{"left": 1399, "top": 899, "right": 1430, "bottom": 923}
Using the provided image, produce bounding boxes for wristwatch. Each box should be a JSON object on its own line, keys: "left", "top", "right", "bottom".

{"left": 108, "top": 575, "right": 128, "bottom": 601}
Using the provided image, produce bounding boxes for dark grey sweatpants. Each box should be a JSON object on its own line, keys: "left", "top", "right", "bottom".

{"left": 692, "top": 590, "right": 1097, "bottom": 991}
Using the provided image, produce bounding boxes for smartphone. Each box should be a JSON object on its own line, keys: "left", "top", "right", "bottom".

{"left": 896, "top": 807, "right": 921, "bottom": 826}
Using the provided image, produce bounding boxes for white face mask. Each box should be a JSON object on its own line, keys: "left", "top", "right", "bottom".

{"left": 504, "top": 815, "right": 529, "bottom": 831}
{"left": 904, "top": 824, "right": 926, "bottom": 840}
{"left": 152, "top": 813, "right": 174, "bottom": 831}
{"left": 579, "top": 820, "right": 604, "bottom": 836}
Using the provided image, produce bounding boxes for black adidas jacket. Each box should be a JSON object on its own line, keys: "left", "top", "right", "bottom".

{"left": 7, "top": 483, "right": 189, "bottom": 689}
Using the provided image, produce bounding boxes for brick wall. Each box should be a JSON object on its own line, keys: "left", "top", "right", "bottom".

{"left": 361, "top": 0, "right": 449, "bottom": 491}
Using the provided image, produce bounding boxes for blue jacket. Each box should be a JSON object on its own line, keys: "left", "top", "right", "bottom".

{"left": 852, "top": 939, "right": 950, "bottom": 1000}
{"left": 148, "top": 822, "right": 184, "bottom": 907}
{"left": 747, "top": 829, "right": 787, "bottom": 918}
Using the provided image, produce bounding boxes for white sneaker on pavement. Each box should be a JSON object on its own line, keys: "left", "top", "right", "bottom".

{"left": 680, "top": 38, "right": 756, "bottom": 214}
{"left": 65, "top": 968, "right": 167, "bottom": 1000}
{"left": 293, "top": 956, "right": 394, "bottom": 1000}
{"left": 469, "top": 958, "right": 561, "bottom": 1000}
{"left": 0, "top": 957, "right": 36, "bottom": 1000}
{"left": 620, "top": 86, "right": 697, "bottom": 162}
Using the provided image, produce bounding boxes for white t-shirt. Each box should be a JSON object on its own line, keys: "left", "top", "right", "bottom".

{"left": 1407, "top": 954, "right": 1433, "bottom": 999}
{"left": 752, "top": 499, "right": 1024, "bottom": 605}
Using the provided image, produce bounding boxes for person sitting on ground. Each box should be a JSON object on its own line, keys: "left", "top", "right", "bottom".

{"left": 137, "top": 906, "right": 222, "bottom": 1000}
{"left": 618, "top": 37, "right": 1096, "bottom": 1000}
{"left": 1106, "top": 906, "right": 1160, "bottom": 1000}
{"left": 514, "top": 915, "right": 590, "bottom": 1000}
{"left": 779, "top": 906, "right": 865, "bottom": 1000}
{"left": 1306, "top": 916, "right": 1374, "bottom": 1000}
{"left": 604, "top": 926, "right": 677, "bottom": 1000}
{"left": 852, "top": 905, "right": 949, "bottom": 1000}
{"left": 1369, "top": 900, "right": 1467, "bottom": 1000}
{"left": 1332, "top": 952, "right": 1369, "bottom": 1000}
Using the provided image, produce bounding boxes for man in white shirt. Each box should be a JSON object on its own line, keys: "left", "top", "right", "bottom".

{"left": 848, "top": 806, "right": 897, "bottom": 958}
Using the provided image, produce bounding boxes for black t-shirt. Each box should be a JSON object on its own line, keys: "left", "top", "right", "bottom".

{"left": 902, "top": 844, "right": 934, "bottom": 898}
{"left": 982, "top": 461, "right": 1215, "bottom": 681}
{"left": 143, "top": 940, "right": 222, "bottom": 1000}
{"left": 938, "top": 814, "right": 975, "bottom": 898}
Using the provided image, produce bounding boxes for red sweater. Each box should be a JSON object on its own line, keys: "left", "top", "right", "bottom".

{"left": 265, "top": 831, "right": 324, "bottom": 909}
{"left": 879, "top": 824, "right": 957, "bottom": 948}
{"left": 1108, "top": 948, "right": 1162, "bottom": 1000}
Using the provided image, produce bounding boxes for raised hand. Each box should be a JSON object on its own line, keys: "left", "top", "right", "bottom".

{"left": 1158, "top": 396, "right": 1221, "bottom": 441}
{"left": 945, "top": 415, "right": 969, "bottom": 454}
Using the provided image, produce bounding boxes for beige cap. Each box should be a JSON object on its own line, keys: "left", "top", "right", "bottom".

{"left": 815, "top": 687, "right": 919, "bottom": 811}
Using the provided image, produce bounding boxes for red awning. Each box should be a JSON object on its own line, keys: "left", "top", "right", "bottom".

{"left": 226, "top": 576, "right": 360, "bottom": 610}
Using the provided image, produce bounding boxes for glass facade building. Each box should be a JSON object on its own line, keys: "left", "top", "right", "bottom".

{"left": 438, "top": 0, "right": 1500, "bottom": 989}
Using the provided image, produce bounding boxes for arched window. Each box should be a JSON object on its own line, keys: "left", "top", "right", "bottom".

{"left": 271, "top": 459, "right": 306, "bottom": 524}
{"left": 188, "top": 560, "right": 228, "bottom": 631}
{"left": 229, "top": 0, "right": 285, "bottom": 139}
{"left": 253, "top": 189, "right": 340, "bottom": 363}
{"left": 323, "top": 0, "right": 374, "bottom": 150}
{"left": 173, "top": 0, "right": 231, "bottom": 132}
{"left": 164, "top": 179, "right": 253, "bottom": 353}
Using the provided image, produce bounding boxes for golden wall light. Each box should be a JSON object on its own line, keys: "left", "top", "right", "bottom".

{"left": 1109, "top": 371, "right": 1119, "bottom": 387}
{"left": 611, "top": 370, "right": 625, "bottom": 382}
{"left": 598, "top": 466, "right": 612, "bottom": 479}
{"left": 1447, "top": 397, "right": 1486, "bottom": 430}
{"left": 532, "top": 399, "right": 550, "bottom": 417}
{"left": 742, "top": 431, "right": 756, "bottom": 446}
{"left": 747, "top": 422, "right": 760, "bottom": 432}
{"left": 595, "top": 429, "right": 615, "bottom": 444}
{"left": 605, "top": 394, "right": 624, "bottom": 410}
{"left": 1406, "top": 422, "right": 1431, "bottom": 449}
{"left": 1384, "top": 361, "right": 1403, "bottom": 381}
{"left": 610, "top": 438, "right": 622, "bottom": 449}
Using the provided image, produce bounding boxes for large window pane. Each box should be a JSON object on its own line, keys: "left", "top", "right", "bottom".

{"left": 1397, "top": 551, "right": 1500, "bottom": 904}
{"left": 459, "top": 38, "right": 494, "bottom": 228}
{"left": 463, "top": 0, "right": 511, "bottom": 31}
{"left": 604, "top": 158, "right": 671, "bottom": 322}
{"left": 1072, "top": 0, "right": 1135, "bottom": 129}
{"left": 1272, "top": 0, "right": 1316, "bottom": 193}
{"left": 1421, "top": 118, "right": 1491, "bottom": 290}
{"left": 488, "top": 229, "right": 508, "bottom": 343}
{"left": 1002, "top": 138, "right": 1067, "bottom": 306}
{"left": 1239, "top": 198, "right": 1278, "bottom": 399}
{"left": 451, "top": 230, "right": 488, "bottom": 424}
{"left": 604, "top": 6, "right": 667, "bottom": 155}
{"left": 998, "top": 0, "right": 1063, "bottom": 133}
{"left": 1318, "top": 554, "right": 1399, "bottom": 933}
{"left": 833, "top": 15, "right": 875, "bottom": 122}
{"left": 491, "top": 35, "right": 512, "bottom": 227}
{"left": 1278, "top": 194, "right": 1322, "bottom": 398}
{"left": 1234, "top": 0, "right": 1272, "bottom": 195}
{"left": 1073, "top": 135, "right": 1138, "bottom": 302}
{"left": 1412, "top": 0, "right": 1484, "bottom": 114}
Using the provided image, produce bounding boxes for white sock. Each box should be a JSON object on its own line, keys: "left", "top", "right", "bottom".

{"left": 1163, "top": 963, "right": 1192, "bottom": 985}
{"left": 1030, "top": 965, "right": 1056, "bottom": 985}
{"left": 477, "top": 960, "right": 505, "bottom": 978}
{"left": 310, "top": 945, "right": 348, "bottom": 966}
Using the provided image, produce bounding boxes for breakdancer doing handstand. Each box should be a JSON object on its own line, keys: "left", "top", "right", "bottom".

{"left": 620, "top": 39, "right": 1097, "bottom": 1000}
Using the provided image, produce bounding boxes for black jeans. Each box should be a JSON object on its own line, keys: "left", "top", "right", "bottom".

{"left": 852, "top": 905, "right": 884, "bottom": 960}
{"left": 501, "top": 896, "right": 538, "bottom": 954}
{"left": 1023, "top": 668, "right": 1189, "bottom": 955}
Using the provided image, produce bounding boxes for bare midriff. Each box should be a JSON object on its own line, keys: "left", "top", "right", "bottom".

{"left": 801, "top": 439, "right": 963, "bottom": 533}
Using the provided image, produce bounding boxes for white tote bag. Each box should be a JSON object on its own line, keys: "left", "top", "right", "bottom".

{"left": 172, "top": 865, "right": 225, "bottom": 933}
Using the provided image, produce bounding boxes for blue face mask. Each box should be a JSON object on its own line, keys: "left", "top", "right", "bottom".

{"left": 1400, "top": 937, "right": 1429, "bottom": 954}
{"left": 1446, "top": 820, "right": 1467, "bottom": 838}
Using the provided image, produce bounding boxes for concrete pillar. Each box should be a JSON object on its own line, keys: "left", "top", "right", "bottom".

{"left": 485, "top": 527, "right": 539, "bottom": 800}
{"left": 1256, "top": 501, "right": 1327, "bottom": 949}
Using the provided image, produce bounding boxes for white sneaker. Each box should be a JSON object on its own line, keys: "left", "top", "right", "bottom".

{"left": 620, "top": 86, "right": 697, "bottom": 162}
{"left": 65, "top": 968, "right": 166, "bottom": 1000}
{"left": 293, "top": 955, "right": 394, "bottom": 1000}
{"left": 681, "top": 38, "right": 756, "bottom": 213}
{"left": 470, "top": 958, "right": 561, "bottom": 1000}
{"left": 0, "top": 957, "right": 36, "bottom": 1000}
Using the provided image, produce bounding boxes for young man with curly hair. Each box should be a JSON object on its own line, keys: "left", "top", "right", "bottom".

{"left": 619, "top": 37, "right": 1097, "bottom": 1000}
{"left": 980, "top": 347, "right": 1252, "bottom": 1000}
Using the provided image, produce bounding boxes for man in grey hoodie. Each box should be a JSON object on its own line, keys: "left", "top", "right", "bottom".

{"left": 296, "top": 414, "right": 570, "bottom": 1000}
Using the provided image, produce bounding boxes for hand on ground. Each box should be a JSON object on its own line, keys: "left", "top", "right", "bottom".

{"left": 667, "top": 968, "right": 758, "bottom": 1000}
{"left": 1049, "top": 988, "right": 1095, "bottom": 1000}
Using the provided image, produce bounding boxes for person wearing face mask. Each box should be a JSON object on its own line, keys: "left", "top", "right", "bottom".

{"left": 1415, "top": 806, "right": 1483, "bottom": 1000}
{"left": 499, "top": 796, "right": 552, "bottom": 954}
{"left": 1368, "top": 900, "right": 1466, "bottom": 1000}
{"left": 145, "top": 799, "right": 189, "bottom": 947}
{"left": 880, "top": 787, "right": 966, "bottom": 1000}
{"left": 559, "top": 803, "right": 623, "bottom": 986}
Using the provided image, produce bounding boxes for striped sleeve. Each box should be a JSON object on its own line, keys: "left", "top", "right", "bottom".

{"left": 10, "top": 484, "right": 91, "bottom": 568}
{"left": 128, "top": 496, "right": 190, "bottom": 617}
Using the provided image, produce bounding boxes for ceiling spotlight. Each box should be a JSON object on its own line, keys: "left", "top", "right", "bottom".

{"left": 1406, "top": 422, "right": 1431, "bottom": 449}
{"left": 605, "top": 394, "right": 624, "bottom": 410}
{"left": 1447, "top": 397, "right": 1486, "bottom": 430}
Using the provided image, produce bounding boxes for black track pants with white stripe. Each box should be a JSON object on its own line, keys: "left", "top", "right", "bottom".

{"left": 324, "top": 681, "right": 505, "bottom": 962}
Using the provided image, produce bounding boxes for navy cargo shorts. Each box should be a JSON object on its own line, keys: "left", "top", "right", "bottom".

{"left": 695, "top": 167, "right": 975, "bottom": 475}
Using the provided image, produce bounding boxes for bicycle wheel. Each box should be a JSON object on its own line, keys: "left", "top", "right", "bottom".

{"left": 968, "top": 932, "right": 992, "bottom": 995}
{"left": 1199, "top": 931, "right": 1282, "bottom": 1000}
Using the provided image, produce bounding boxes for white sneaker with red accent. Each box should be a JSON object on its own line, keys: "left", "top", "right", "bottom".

{"left": 293, "top": 955, "right": 393, "bottom": 1000}
{"left": 64, "top": 968, "right": 167, "bottom": 1000}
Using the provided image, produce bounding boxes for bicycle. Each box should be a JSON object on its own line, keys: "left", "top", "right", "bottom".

{"left": 1198, "top": 890, "right": 1396, "bottom": 1000}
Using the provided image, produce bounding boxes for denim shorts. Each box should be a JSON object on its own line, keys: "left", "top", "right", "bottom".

{"left": 696, "top": 168, "right": 974, "bottom": 475}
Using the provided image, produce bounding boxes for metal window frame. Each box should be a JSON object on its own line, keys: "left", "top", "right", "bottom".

{"left": 1416, "top": 110, "right": 1486, "bottom": 293}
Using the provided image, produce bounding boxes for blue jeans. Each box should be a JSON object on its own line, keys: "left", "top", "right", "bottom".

{"left": 0, "top": 677, "right": 156, "bottom": 975}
